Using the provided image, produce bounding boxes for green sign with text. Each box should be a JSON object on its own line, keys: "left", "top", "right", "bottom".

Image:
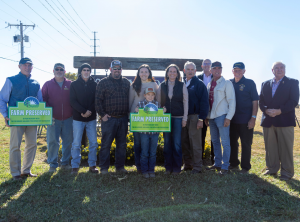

{"left": 130, "top": 103, "right": 171, "bottom": 132}
{"left": 8, "top": 97, "right": 52, "bottom": 126}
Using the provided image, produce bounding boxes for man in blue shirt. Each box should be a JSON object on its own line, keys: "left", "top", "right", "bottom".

{"left": 0, "top": 58, "right": 43, "bottom": 180}
{"left": 229, "top": 62, "right": 259, "bottom": 173}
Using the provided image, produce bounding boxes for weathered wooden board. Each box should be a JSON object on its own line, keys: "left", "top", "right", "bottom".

{"left": 74, "top": 56, "right": 203, "bottom": 71}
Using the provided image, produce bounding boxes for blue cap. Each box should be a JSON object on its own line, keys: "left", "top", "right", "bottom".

{"left": 233, "top": 62, "right": 245, "bottom": 69}
{"left": 19, "top": 57, "right": 33, "bottom": 65}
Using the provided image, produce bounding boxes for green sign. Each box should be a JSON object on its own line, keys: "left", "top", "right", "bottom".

{"left": 130, "top": 104, "right": 171, "bottom": 132}
{"left": 8, "top": 97, "right": 52, "bottom": 126}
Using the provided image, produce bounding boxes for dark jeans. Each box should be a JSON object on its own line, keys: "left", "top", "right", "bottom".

{"left": 133, "top": 132, "right": 141, "bottom": 171}
{"left": 99, "top": 116, "right": 128, "bottom": 170}
{"left": 229, "top": 123, "right": 253, "bottom": 171}
{"left": 140, "top": 133, "right": 159, "bottom": 174}
{"left": 163, "top": 117, "right": 182, "bottom": 173}
{"left": 202, "top": 122, "right": 214, "bottom": 164}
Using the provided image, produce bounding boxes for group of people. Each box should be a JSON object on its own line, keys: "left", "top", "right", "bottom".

{"left": 0, "top": 57, "right": 299, "bottom": 181}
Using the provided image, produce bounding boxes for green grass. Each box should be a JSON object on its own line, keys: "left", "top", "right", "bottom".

{"left": 0, "top": 110, "right": 300, "bottom": 221}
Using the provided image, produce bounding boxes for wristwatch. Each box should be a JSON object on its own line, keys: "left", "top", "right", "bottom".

{"left": 252, "top": 115, "right": 257, "bottom": 118}
{"left": 198, "top": 119, "right": 203, "bottom": 121}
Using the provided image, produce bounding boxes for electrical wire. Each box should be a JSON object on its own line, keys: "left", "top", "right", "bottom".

{"left": 67, "top": 0, "right": 92, "bottom": 33}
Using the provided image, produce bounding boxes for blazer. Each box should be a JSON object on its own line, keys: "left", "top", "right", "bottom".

{"left": 197, "top": 72, "right": 204, "bottom": 81}
{"left": 259, "top": 76, "right": 299, "bottom": 127}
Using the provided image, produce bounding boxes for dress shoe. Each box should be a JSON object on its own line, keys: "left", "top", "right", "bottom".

{"left": 71, "top": 168, "right": 79, "bottom": 174}
{"left": 89, "top": 166, "right": 99, "bottom": 173}
{"left": 13, "top": 175, "right": 22, "bottom": 180}
{"left": 228, "top": 165, "right": 239, "bottom": 170}
{"left": 206, "top": 165, "right": 221, "bottom": 171}
{"left": 21, "top": 173, "right": 37, "bottom": 177}
{"left": 279, "top": 175, "right": 291, "bottom": 181}
{"left": 263, "top": 170, "right": 277, "bottom": 176}
{"left": 218, "top": 169, "right": 229, "bottom": 175}
{"left": 240, "top": 169, "right": 249, "bottom": 174}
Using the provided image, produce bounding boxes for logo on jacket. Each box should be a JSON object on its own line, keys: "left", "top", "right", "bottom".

{"left": 24, "top": 96, "right": 39, "bottom": 107}
{"left": 239, "top": 84, "right": 245, "bottom": 91}
{"left": 64, "top": 86, "right": 69, "bottom": 90}
{"left": 144, "top": 103, "right": 158, "bottom": 114}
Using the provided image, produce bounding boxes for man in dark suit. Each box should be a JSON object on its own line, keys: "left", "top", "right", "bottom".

{"left": 259, "top": 61, "right": 299, "bottom": 181}
{"left": 198, "top": 59, "right": 214, "bottom": 164}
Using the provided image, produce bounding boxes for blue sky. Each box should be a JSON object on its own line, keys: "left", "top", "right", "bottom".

{"left": 0, "top": 0, "right": 299, "bottom": 92}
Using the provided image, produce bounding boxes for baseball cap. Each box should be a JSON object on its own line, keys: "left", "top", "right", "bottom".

{"left": 110, "top": 60, "right": 122, "bottom": 68}
{"left": 19, "top": 57, "right": 33, "bottom": 65}
{"left": 54, "top": 63, "right": 65, "bottom": 70}
{"left": 211, "top": 61, "right": 222, "bottom": 68}
{"left": 233, "top": 62, "right": 245, "bottom": 69}
{"left": 145, "top": 87, "right": 156, "bottom": 95}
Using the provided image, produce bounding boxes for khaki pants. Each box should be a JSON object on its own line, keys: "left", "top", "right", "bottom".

{"left": 10, "top": 126, "right": 37, "bottom": 176}
{"left": 263, "top": 126, "right": 294, "bottom": 178}
{"left": 181, "top": 114, "right": 203, "bottom": 171}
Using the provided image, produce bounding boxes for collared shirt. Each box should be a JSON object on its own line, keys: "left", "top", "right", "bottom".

{"left": 230, "top": 76, "right": 259, "bottom": 124}
{"left": 203, "top": 73, "right": 212, "bottom": 87}
{"left": 137, "top": 99, "right": 161, "bottom": 134}
{"left": 0, "top": 78, "right": 43, "bottom": 118}
{"left": 272, "top": 77, "right": 283, "bottom": 97}
{"left": 185, "top": 78, "right": 192, "bottom": 87}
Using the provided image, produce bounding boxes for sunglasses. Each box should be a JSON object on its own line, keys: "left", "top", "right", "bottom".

{"left": 112, "top": 67, "right": 122, "bottom": 70}
{"left": 55, "top": 68, "right": 64, "bottom": 71}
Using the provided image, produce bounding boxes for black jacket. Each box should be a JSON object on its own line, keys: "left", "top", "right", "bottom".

{"left": 259, "top": 76, "right": 299, "bottom": 127}
{"left": 70, "top": 76, "right": 97, "bottom": 122}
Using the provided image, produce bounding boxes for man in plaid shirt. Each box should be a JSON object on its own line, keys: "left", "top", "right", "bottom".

{"left": 95, "top": 60, "right": 130, "bottom": 175}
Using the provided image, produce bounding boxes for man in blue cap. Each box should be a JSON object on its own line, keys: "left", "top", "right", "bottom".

{"left": 229, "top": 62, "right": 259, "bottom": 173}
{"left": 0, "top": 57, "right": 43, "bottom": 180}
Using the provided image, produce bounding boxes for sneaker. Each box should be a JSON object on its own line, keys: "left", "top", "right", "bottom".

{"left": 100, "top": 169, "right": 109, "bottom": 175}
{"left": 164, "top": 171, "right": 171, "bottom": 175}
{"left": 48, "top": 167, "right": 56, "bottom": 173}
{"left": 206, "top": 165, "right": 221, "bottom": 171}
{"left": 89, "top": 166, "right": 99, "bottom": 174}
{"left": 219, "top": 169, "right": 229, "bottom": 175}
{"left": 149, "top": 173, "right": 155, "bottom": 178}
{"left": 143, "top": 173, "right": 150, "bottom": 179}
{"left": 61, "top": 165, "right": 72, "bottom": 170}
{"left": 279, "top": 175, "right": 291, "bottom": 181}
{"left": 116, "top": 168, "right": 128, "bottom": 174}
{"left": 71, "top": 168, "right": 79, "bottom": 175}
{"left": 240, "top": 169, "right": 249, "bottom": 174}
{"left": 228, "top": 165, "right": 239, "bottom": 170}
{"left": 191, "top": 169, "right": 202, "bottom": 174}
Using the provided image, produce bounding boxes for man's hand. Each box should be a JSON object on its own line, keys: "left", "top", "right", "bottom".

{"left": 205, "top": 119, "right": 209, "bottom": 127}
{"left": 248, "top": 117, "right": 256, "bottom": 129}
{"left": 4, "top": 117, "right": 10, "bottom": 127}
{"left": 102, "top": 114, "right": 111, "bottom": 122}
{"left": 223, "top": 118, "right": 230, "bottom": 127}
{"left": 163, "top": 106, "right": 167, "bottom": 113}
{"left": 81, "top": 110, "right": 92, "bottom": 118}
{"left": 197, "top": 120, "right": 203, "bottom": 129}
{"left": 182, "top": 120, "right": 187, "bottom": 128}
{"left": 135, "top": 106, "right": 139, "bottom": 113}
{"left": 266, "top": 109, "right": 281, "bottom": 117}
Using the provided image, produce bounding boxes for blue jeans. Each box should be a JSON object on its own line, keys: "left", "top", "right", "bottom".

{"left": 140, "top": 133, "right": 159, "bottom": 174}
{"left": 71, "top": 119, "right": 98, "bottom": 168}
{"left": 163, "top": 117, "right": 182, "bottom": 173}
{"left": 133, "top": 132, "right": 141, "bottom": 171}
{"left": 47, "top": 117, "right": 73, "bottom": 168}
{"left": 209, "top": 114, "right": 231, "bottom": 170}
{"left": 99, "top": 116, "right": 128, "bottom": 171}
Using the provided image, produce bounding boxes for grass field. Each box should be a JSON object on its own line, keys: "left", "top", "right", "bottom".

{"left": 0, "top": 110, "right": 300, "bottom": 221}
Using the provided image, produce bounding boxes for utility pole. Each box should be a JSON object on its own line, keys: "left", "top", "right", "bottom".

{"left": 8, "top": 21, "right": 35, "bottom": 59}
{"left": 90, "top": 31, "right": 99, "bottom": 76}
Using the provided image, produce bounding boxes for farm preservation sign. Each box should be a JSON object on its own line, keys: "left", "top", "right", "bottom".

{"left": 130, "top": 103, "right": 171, "bottom": 132}
{"left": 8, "top": 96, "right": 52, "bottom": 126}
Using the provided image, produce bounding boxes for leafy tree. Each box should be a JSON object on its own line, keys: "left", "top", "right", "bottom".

{"left": 65, "top": 72, "right": 77, "bottom": 81}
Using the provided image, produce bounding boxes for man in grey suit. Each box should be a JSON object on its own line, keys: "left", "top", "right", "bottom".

{"left": 198, "top": 59, "right": 214, "bottom": 164}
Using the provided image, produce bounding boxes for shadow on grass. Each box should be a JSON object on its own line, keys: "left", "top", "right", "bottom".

{"left": 1, "top": 169, "right": 300, "bottom": 221}
{"left": 254, "top": 131, "right": 263, "bottom": 136}
{"left": 0, "top": 178, "right": 27, "bottom": 206}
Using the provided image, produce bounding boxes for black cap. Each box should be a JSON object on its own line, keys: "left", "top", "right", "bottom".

{"left": 233, "top": 62, "right": 245, "bottom": 69}
{"left": 78, "top": 63, "right": 92, "bottom": 75}
{"left": 19, "top": 57, "right": 32, "bottom": 65}
{"left": 211, "top": 61, "right": 222, "bottom": 68}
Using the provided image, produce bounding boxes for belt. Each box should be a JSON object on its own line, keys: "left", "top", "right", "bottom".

{"left": 110, "top": 115, "right": 126, "bottom": 119}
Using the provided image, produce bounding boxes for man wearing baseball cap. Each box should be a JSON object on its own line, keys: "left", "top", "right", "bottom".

{"left": 0, "top": 57, "right": 43, "bottom": 180}
{"left": 42, "top": 63, "right": 73, "bottom": 173}
{"left": 95, "top": 60, "right": 130, "bottom": 174}
{"left": 229, "top": 62, "right": 259, "bottom": 174}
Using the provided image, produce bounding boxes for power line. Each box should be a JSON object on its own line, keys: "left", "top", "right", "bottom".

{"left": 0, "top": 57, "right": 52, "bottom": 74}
{"left": 41, "top": 0, "right": 90, "bottom": 46}
{"left": 55, "top": 0, "right": 90, "bottom": 39}
{"left": 0, "top": 0, "right": 34, "bottom": 24}
{"left": 67, "top": 0, "right": 92, "bottom": 33}
{"left": 0, "top": 8, "right": 19, "bottom": 21}
{"left": 21, "top": 0, "right": 89, "bottom": 53}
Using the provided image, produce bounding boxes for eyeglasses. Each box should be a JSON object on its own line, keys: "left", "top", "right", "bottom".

{"left": 55, "top": 68, "right": 64, "bottom": 71}
{"left": 203, "top": 63, "right": 211, "bottom": 66}
{"left": 112, "top": 67, "right": 121, "bottom": 70}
